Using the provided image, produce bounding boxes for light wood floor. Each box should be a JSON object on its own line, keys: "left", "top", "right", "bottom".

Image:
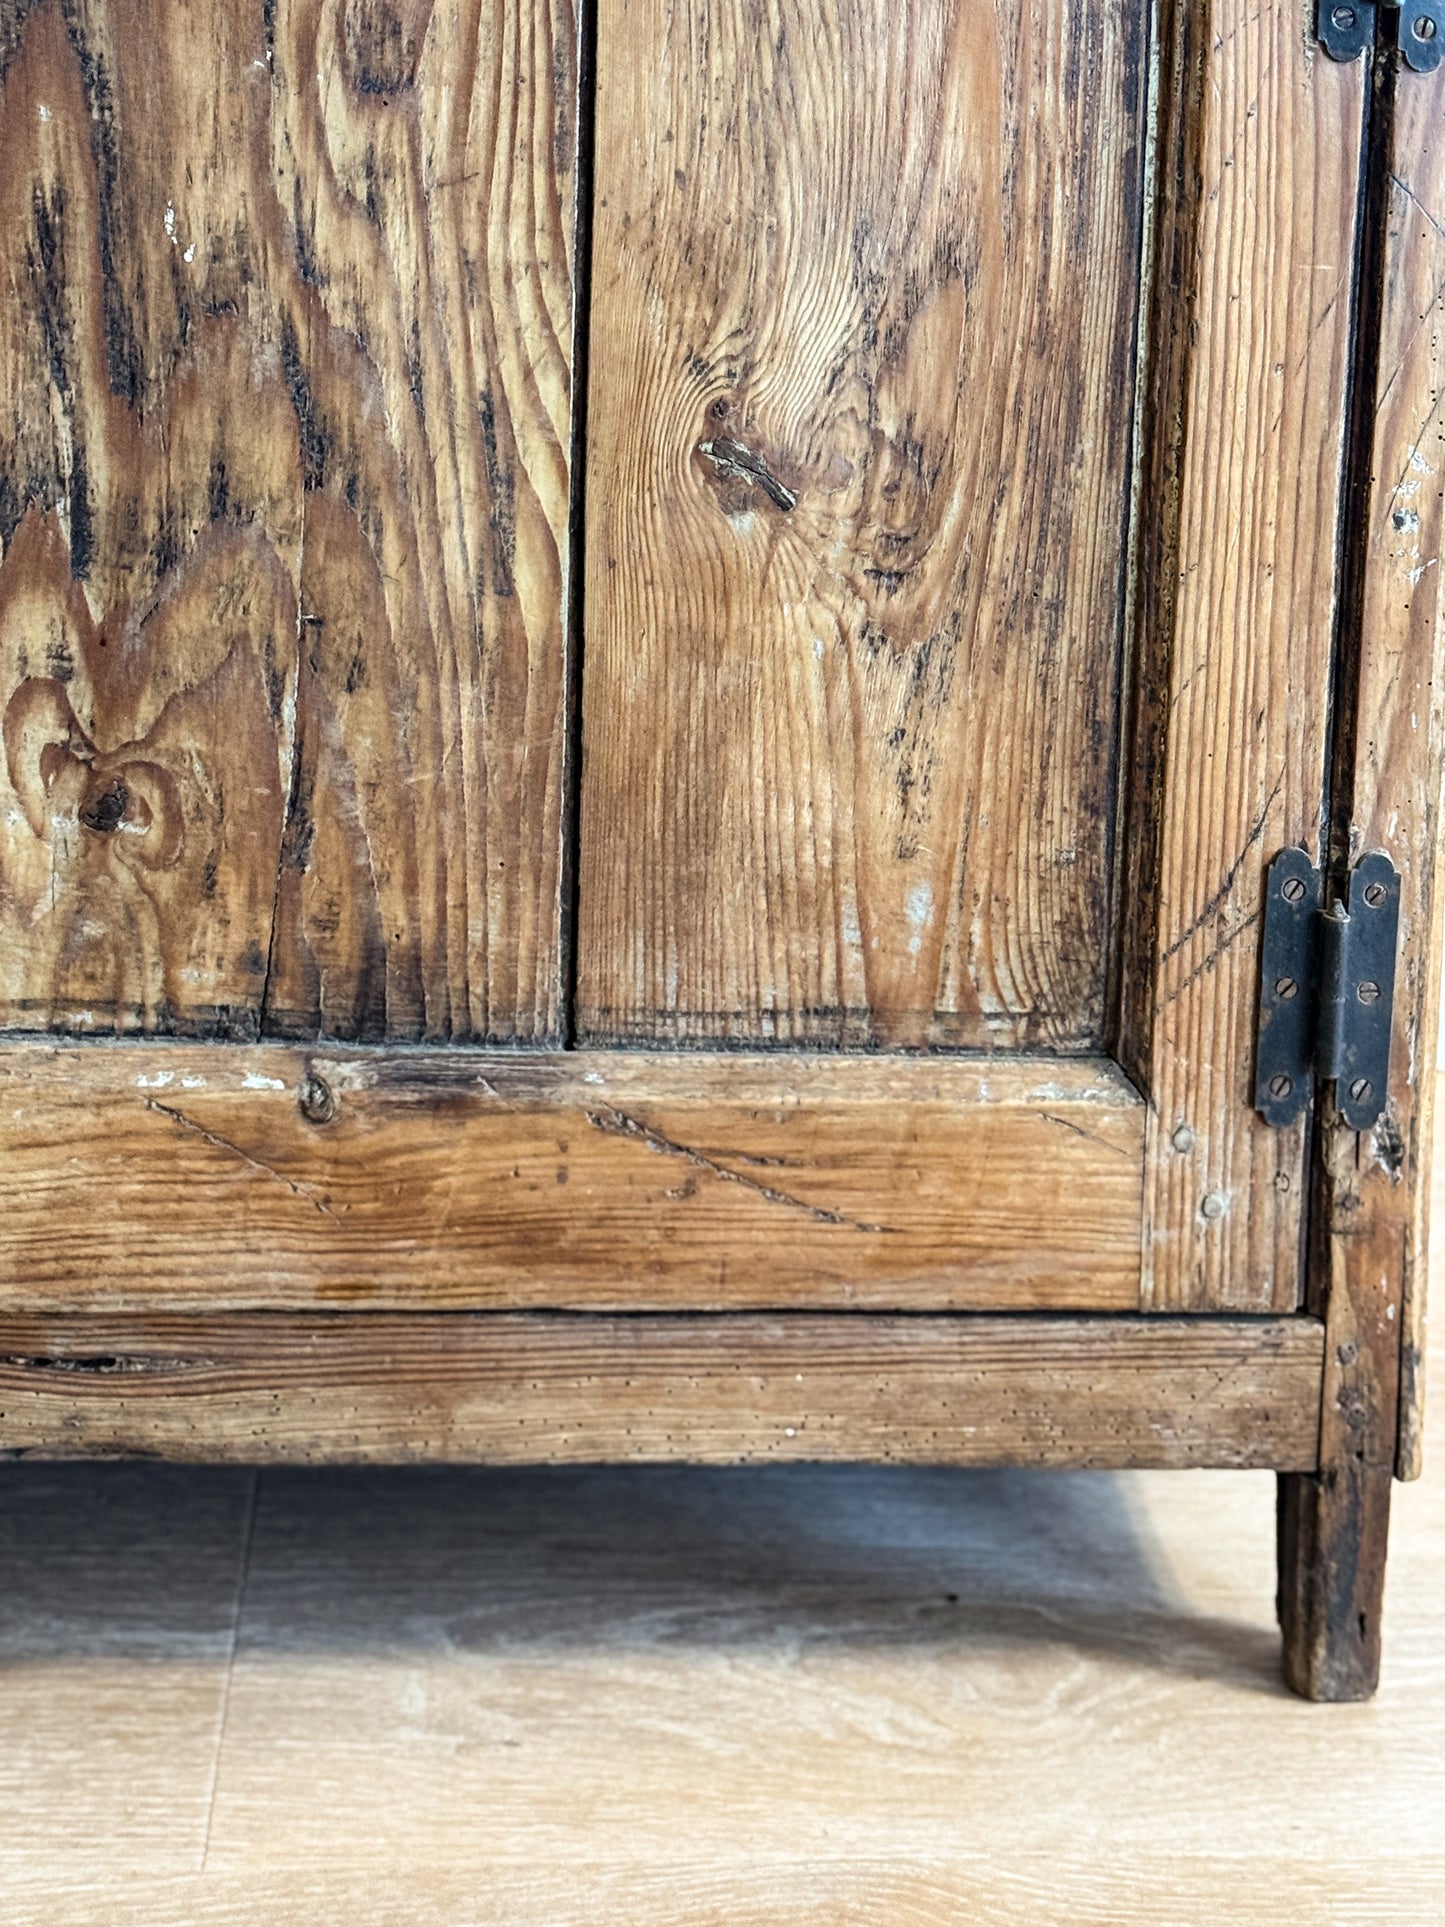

{"left": 3, "top": 1159, "right": 1443, "bottom": 1925}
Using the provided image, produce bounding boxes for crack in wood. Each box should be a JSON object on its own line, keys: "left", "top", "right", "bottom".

{"left": 695, "top": 437, "right": 797, "bottom": 511}
{"left": 1, "top": 1352, "right": 214, "bottom": 1376}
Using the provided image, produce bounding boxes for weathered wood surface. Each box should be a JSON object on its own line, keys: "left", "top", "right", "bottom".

{"left": 1125, "top": 0, "right": 1365, "bottom": 1310}
{"left": 0, "top": 1045, "right": 1145, "bottom": 1311}
{"left": 577, "top": 0, "right": 1147, "bottom": 1048}
{"left": 0, "top": 0, "right": 578, "bottom": 1042}
{"left": 1278, "top": 47, "right": 1445, "bottom": 1697}
{"left": 0, "top": 1312, "right": 1324, "bottom": 1466}
{"left": 1336, "top": 61, "right": 1445, "bottom": 1482}
{"left": 1278, "top": 1106, "right": 1399, "bottom": 1699}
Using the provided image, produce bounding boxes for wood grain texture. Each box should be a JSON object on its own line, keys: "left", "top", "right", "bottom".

{"left": 4, "top": 1438, "right": 1445, "bottom": 1919}
{"left": 0, "top": 1043, "right": 1145, "bottom": 1311}
{"left": 1128, "top": 0, "right": 1364, "bottom": 1309}
{"left": 8, "top": 1136, "right": 1445, "bottom": 1916}
{"left": 0, "top": 0, "right": 578, "bottom": 1042}
{"left": 1277, "top": 1118, "right": 1398, "bottom": 1700}
{"left": 1277, "top": 48, "right": 1445, "bottom": 1693}
{"left": 15, "top": 1864, "right": 1445, "bottom": 1927}
{"left": 1337, "top": 61, "right": 1445, "bottom": 1481}
{"left": 0, "top": 1311, "right": 1324, "bottom": 1467}
{"left": 576, "top": 0, "right": 1147, "bottom": 1048}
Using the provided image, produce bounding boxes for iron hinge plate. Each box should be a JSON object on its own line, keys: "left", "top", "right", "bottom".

{"left": 1318, "top": 0, "right": 1445, "bottom": 71}
{"left": 1254, "top": 848, "right": 1401, "bottom": 1130}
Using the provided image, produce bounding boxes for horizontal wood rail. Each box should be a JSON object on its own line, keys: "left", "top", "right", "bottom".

{"left": 0, "top": 1313, "right": 1324, "bottom": 1469}
{"left": 0, "top": 1045, "right": 1145, "bottom": 1313}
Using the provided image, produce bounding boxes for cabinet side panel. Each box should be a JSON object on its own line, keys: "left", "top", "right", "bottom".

{"left": 1129, "top": 0, "right": 1364, "bottom": 1309}
{"left": 0, "top": 0, "right": 579, "bottom": 1042}
{"left": 578, "top": 0, "right": 1147, "bottom": 1048}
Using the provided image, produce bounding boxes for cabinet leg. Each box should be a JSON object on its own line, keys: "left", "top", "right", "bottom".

{"left": 1276, "top": 1464, "right": 1392, "bottom": 1702}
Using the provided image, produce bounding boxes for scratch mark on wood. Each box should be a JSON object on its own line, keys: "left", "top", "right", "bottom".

{"left": 1161, "top": 769, "right": 1284, "bottom": 962}
{"left": 584, "top": 1103, "right": 895, "bottom": 1234}
{"left": 145, "top": 1098, "right": 338, "bottom": 1219}
{"left": 1162, "top": 908, "right": 1263, "bottom": 1007}
{"left": 1037, "top": 1111, "right": 1135, "bottom": 1159}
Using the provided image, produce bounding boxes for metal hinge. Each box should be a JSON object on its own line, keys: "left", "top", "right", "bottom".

{"left": 1253, "top": 848, "right": 1401, "bottom": 1130}
{"left": 1318, "top": 0, "right": 1445, "bottom": 70}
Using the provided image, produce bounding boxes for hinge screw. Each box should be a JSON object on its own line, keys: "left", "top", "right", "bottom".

{"left": 1268, "top": 1073, "right": 1294, "bottom": 1099}
{"left": 1331, "top": 2, "right": 1357, "bottom": 25}
{"left": 1274, "top": 976, "right": 1298, "bottom": 1000}
{"left": 1281, "top": 876, "right": 1308, "bottom": 904}
{"left": 1349, "top": 1077, "right": 1373, "bottom": 1104}
{"left": 1357, "top": 980, "right": 1381, "bottom": 1004}
{"left": 1363, "top": 881, "right": 1387, "bottom": 908}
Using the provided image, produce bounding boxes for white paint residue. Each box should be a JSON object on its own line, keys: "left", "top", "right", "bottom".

{"left": 137, "top": 1071, "right": 176, "bottom": 1089}
{"left": 840, "top": 899, "right": 862, "bottom": 951}
{"left": 180, "top": 1075, "right": 207, "bottom": 1089}
{"left": 164, "top": 203, "right": 195, "bottom": 263}
{"left": 813, "top": 637, "right": 825, "bottom": 660}
{"left": 582, "top": 1071, "right": 604, "bottom": 1085}
{"left": 904, "top": 881, "right": 934, "bottom": 957}
{"left": 243, "top": 1073, "right": 285, "bottom": 1090}
{"left": 38, "top": 103, "right": 51, "bottom": 122}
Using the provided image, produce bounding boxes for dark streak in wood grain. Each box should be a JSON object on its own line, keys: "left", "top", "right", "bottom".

{"left": 0, "top": 1310, "right": 1326, "bottom": 1470}
{"left": 578, "top": 0, "right": 1147, "bottom": 1050}
{"left": 0, "top": 0, "right": 580, "bottom": 1042}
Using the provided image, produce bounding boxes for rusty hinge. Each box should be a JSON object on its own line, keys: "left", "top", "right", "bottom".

{"left": 1253, "top": 848, "right": 1401, "bottom": 1130}
{"left": 1318, "top": 0, "right": 1445, "bottom": 69}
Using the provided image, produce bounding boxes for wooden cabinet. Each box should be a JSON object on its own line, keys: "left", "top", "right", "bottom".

{"left": 1, "top": 0, "right": 1441, "bottom": 1699}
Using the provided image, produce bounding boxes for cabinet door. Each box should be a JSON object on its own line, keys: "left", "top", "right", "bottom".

{"left": 0, "top": 0, "right": 1428, "bottom": 1340}
{"left": 576, "top": 0, "right": 1365, "bottom": 1313}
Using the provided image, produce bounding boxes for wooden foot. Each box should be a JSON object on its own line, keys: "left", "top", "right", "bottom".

{"left": 1277, "top": 1465, "right": 1392, "bottom": 1702}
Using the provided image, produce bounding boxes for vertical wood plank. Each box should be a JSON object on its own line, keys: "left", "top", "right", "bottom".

{"left": 1259, "top": 36, "right": 1445, "bottom": 1690}
{"left": 578, "top": 0, "right": 1147, "bottom": 1048}
{"left": 1132, "top": 0, "right": 1365, "bottom": 1310}
{"left": 1316, "top": 50, "right": 1445, "bottom": 1489}
{"left": 0, "top": 0, "right": 579, "bottom": 1041}
{"left": 1346, "top": 57, "right": 1445, "bottom": 1479}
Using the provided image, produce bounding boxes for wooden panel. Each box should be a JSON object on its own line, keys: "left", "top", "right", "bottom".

{"left": 1127, "top": 0, "right": 1364, "bottom": 1309}
{"left": 0, "top": 0, "right": 577, "bottom": 1043}
{"left": 1278, "top": 47, "right": 1445, "bottom": 1696}
{"left": 0, "top": 1312, "right": 1324, "bottom": 1467}
{"left": 577, "top": 0, "right": 1147, "bottom": 1048}
{"left": 0, "top": 1044, "right": 1144, "bottom": 1311}
{"left": 1342, "top": 62, "right": 1445, "bottom": 1481}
